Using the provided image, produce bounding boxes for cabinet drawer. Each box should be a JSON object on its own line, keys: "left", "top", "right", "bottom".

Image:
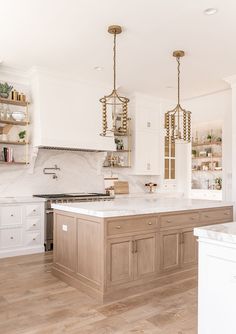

{"left": 0, "top": 206, "right": 22, "bottom": 227}
{"left": 26, "top": 218, "right": 41, "bottom": 231}
{"left": 160, "top": 212, "right": 199, "bottom": 229}
{"left": 26, "top": 204, "right": 42, "bottom": 217}
{"left": 25, "top": 232, "right": 41, "bottom": 246}
{"left": 0, "top": 228, "right": 23, "bottom": 248}
{"left": 107, "top": 217, "right": 157, "bottom": 236}
{"left": 200, "top": 208, "right": 232, "bottom": 223}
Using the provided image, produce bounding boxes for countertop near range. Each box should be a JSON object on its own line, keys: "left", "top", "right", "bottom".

{"left": 194, "top": 222, "right": 236, "bottom": 244}
{"left": 0, "top": 196, "right": 46, "bottom": 204}
{"left": 52, "top": 197, "right": 233, "bottom": 218}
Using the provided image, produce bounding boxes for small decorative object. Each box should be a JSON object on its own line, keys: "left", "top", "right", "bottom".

{"left": 18, "top": 130, "right": 26, "bottom": 142}
{"left": 12, "top": 111, "right": 25, "bottom": 122}
{"left": 199, "top": 151, "right": 207, "bottom": 157}
{"left": 115, "top": 138, "right": 124, "bottom": 150}
{"left": 0, "top": 82, "right": 13, "bottom": 98}
{"left": 165, "top": 50, "right": 191, "bottom": 143}
{"left": 207, "top": 134, "right": 212, "bottom": 142}
{"left": 18, "top": 92, "right": 26, "bottom": 102}
{"left": 11, "top": 89, "right": 19, "bottom": 101}
{"left": 215, "top": 177, "right": 222, "bottom": 190}
{"left": 192, "top": 149, "right": 197, "bottom": 158}
{"left": 216, "top": 136, "right": 222, "bottom": 143}
{"left": 99, "top": 25, "right": 129, "bottom": 137}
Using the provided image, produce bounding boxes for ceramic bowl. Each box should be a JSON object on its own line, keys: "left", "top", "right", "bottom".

{"left": 12, "top": 111, "right": 25, "bottom": 122}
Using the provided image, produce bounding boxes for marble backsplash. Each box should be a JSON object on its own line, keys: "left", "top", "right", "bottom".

{"left": 0, "top": 149, "right": 161, "bottom": 197}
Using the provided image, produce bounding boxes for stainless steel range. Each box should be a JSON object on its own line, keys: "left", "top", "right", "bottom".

{"left": 33, "top": 193, "right": 113, "bottom": 251}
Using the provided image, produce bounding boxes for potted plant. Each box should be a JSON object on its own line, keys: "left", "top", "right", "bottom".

{"left": 18, "top": 130, "right": 26, "bottom": 143}
{"left": 192, "top": 149, "right": 197, "bottom": 158}
{"left": 207, "top": 134, "right": 212, "bottom": 142}
{"left": 0, "top": 82, "right": 13, "bottom": 99}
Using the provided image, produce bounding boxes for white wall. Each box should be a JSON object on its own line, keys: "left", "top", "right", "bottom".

{"left": 184, "top": 89, "right": 232, "bottom": 200}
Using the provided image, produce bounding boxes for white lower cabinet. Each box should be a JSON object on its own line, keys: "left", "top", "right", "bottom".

{"left": 197, "top": 239, "right": 236, "bottom": 334}
{"left": 0, "top": 201, "right": 45, "bottom": 258}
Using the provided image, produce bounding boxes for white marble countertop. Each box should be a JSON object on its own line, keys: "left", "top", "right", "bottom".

{"left": 0, "top": 196, "right": 46, "bottom": 204}
{"left": 194, "top": 222, "right": 236, "bottom": 244}
{"left": 52, "top": 197, "right": 233, "bottom": 218}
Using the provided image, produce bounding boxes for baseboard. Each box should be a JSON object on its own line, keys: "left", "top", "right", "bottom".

{"left": 0, "top": 246, "right": 45, "bottom": 259}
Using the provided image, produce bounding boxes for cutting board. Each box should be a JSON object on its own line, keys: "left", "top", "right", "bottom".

{"left": 114, "top": 181, "right": 129, "bottom": 194}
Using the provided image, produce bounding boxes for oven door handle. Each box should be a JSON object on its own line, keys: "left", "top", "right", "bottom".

{"left": 46, "top": 209, "right": 54, "bottom": 214}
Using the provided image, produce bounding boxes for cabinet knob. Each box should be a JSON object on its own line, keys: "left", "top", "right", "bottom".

{"left": 116, "top": 225, "right": 121, "bottom": 229}
{"left": 167, "top": 220, "right": 171, "bottom": 223}
{"left": 33, "top": 238, "right": 36, "bottom": 241}
{"left": 33, "top": 223, "right": 36, "bottom": 226}
{"left": 147, "top": 121, "right": 151, "bottom": 128}
{"left": 224, "top": 212, "right": 230, "bottom": 215}
{"left": 33, "top": 209, "right": 36, "bottom": 212}
{"left": 10, "top": 214, "right": 14, "bottom": 217}
{"left": 148, "top": 222, "right": 152, "bottom": 225}
{"left": 10, "top": 236, "right": 14, "bottom": 239}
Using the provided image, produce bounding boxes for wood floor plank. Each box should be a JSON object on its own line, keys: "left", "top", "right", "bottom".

{"left": 0, "top": 252, "right": 197, "bottom": 334}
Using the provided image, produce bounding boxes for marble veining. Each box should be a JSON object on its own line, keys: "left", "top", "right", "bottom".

{"left": 194, "top": 222, "right": 236, "bottom": 244}
{"left": 52, "top": 197, "right": 233, "bottom": 218}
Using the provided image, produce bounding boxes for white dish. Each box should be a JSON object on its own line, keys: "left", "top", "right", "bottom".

{"left": 12, "top": 111, "right": 25, "bottom": 122}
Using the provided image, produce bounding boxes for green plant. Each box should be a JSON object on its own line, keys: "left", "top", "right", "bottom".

{"left": 18, "top": 130, "right": 26, "bottom": 140}
{"left": 207, "top": 134, "right": 212, "bottom": 141}
{"left": 0, "top": 82, "right": 13, "bottom": 94}
{"left": 192, "top": 149, "right": 197, "bottom": 157}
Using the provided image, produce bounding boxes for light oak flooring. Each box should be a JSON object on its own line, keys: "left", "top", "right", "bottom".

{"left": 0, "top": 252, "right": 197, "bottom": 334}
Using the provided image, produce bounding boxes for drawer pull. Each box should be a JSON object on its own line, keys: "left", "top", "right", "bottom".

{"left": 116, "top": 225, "right": 121, "bottom": 229}
{"left": 33, "top": 209, "right": 36, "bottom": 212}
{"left": 33, "top": 238, "right": 36, "bottom": 241}
{"left": 33, "top": 223, "right": 36, "bottom": 226}
{"left": 148, "top": 222, "right": 153, "bottom": 225}
{"left": 10, "top": 236, "right": 14, "bottom": 239}
{"left": 10, "top": 214, "right": 14, "bottom": 217}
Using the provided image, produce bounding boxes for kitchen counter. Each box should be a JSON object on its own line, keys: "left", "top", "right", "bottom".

{"left": 52, "top": 197, "right": 232, "bottom": 218}
{"left": 194, "top": 222, "right": 236, "bottom": 244}
{"left": 0, "top": 196, "right": 46, "bottom": 204}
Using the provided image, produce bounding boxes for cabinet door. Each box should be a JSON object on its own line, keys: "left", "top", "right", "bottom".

{"left": 181, "top": 228, "right": 198, "bottom": 268}
{"left": 160, "top": 230, "right": 181, "bottom": 272}
{"left": 54, "top": 213, "right": 76, "bottom": 273}
{"left": 107, "top": 236, "right": 133, "bottom": 286}
{"left": 134, "top": 233, "right": 157, "bottom": 280}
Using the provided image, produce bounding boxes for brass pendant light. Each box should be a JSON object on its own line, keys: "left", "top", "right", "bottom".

{"left": 100, "top": 25, "right": 129, "bottom": 137}
{"left": 165, "top": 50, "right": 191, "bottom": 143}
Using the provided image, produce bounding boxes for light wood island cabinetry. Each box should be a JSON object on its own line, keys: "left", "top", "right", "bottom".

{"left": 52, "top": 205, "right": 233, "bottom": 302}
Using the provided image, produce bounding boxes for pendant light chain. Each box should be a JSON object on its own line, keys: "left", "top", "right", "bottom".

{"left": 177, "top": 56, "right": 180, "bottom": 105}
{"left": 113, "top": 32, "right": 117, "bottom": 91}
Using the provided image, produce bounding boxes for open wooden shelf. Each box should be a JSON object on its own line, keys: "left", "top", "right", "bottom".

{"left": 0, "top": 119, "right": 29, "bottom": 126}
{"left": 192, "top": 156, "right": 222, "bottom": 160}
{"left": 0, "top": 141, "right": 29, "bottom": 145}
{"left": 0, "top": 161, "right": 28, "bottom": 165}
{"left": 0, "top": 97, "right": 29, "bottom": 107}
{"left": 192, "top": 169, "right": 222, "bottom": 172}
{"left": 192, "top": 141, "right": 222, "bottom": 147}
{"left": 111, "top": 150, "right": 131, "bottom": 153}
{"left": 103, "top": 165, "right": 131, "bottom": 168}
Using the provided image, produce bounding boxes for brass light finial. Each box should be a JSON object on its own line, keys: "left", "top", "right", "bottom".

{"left": 165, "top": 50, "right": 191, "bottom": 143}
{"left": 99, "top": 25, "right": 129, "bottom": 137}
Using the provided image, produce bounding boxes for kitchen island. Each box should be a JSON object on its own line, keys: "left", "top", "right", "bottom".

{"left": 52, "top": 198, "right": 233, "bottom": 302}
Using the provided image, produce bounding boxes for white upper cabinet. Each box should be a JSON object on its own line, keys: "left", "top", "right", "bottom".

{"left": 30, "top": 70, "right": 115, "bottom": 151}
{"left": 131, "top": 93, "right": 161, "bottom": 175}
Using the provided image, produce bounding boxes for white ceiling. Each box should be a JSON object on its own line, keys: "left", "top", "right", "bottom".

{"left": 0, "top": 0, "right": 235, "bottom": 99}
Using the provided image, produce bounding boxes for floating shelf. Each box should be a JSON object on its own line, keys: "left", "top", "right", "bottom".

{"left": 0, "top": 161, "right": 28, "bottom": 165}
{"left": 0, "top": 119, "right": 29, "bottom": 126}
{"left": 111, "top": 150, "right": 131, "bottom": 153}
{"left": 0, "top": 141, "right": 29, "bottom": 145}
{"left": 0, "top": 97, "right": 29, "bottom": 107}
{"left": 192, "top": 156, "right": 222, "bottom": 160}
{"left": 192, "top": 141, "right": 222, "bottom": 147}
{"left": 103, "top": 165, "right": 131, "bottom": 168}
{"left": 114, "top": 133, "right": 131, "bottom": 137}
{"left": 192, "top": 169, "right": 222, "bottom": 173}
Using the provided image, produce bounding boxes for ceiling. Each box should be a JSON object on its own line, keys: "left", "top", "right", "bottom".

{"left": 0, "top": 0, "right": 235, "bottom": 99}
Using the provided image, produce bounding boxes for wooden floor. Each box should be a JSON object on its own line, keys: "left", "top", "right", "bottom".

{"left": 0, "top": 252, "right": 197, "bottom": 334}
